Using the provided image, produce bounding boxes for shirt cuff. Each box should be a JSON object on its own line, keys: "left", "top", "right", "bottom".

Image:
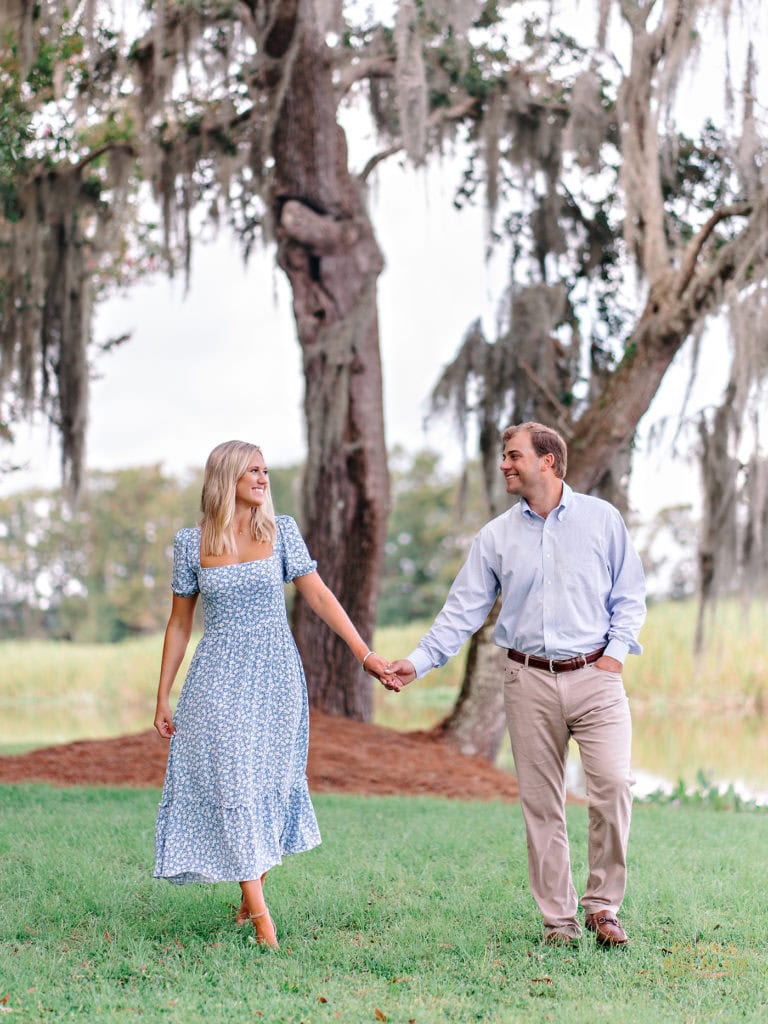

{"left": 406, "top": 647, "right": 435, "bottom": 679}
{"left": 604, "top": 638, "right": 629, "bottom": 663}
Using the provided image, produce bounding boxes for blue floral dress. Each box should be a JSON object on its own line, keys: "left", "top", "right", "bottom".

{"left": 154, "top": 515, "right": 322, "bottom": 884}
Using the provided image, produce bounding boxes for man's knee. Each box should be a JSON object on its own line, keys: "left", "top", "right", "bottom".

{"left": 587, "top": 770, "right": 633, "bottom": 806}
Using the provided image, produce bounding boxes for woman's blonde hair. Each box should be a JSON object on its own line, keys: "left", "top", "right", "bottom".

{"left": 200, "top": 440, "right": 277, "bottom": 556}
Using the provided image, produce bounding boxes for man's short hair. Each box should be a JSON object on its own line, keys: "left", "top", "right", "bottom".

{"left": 502, "top": 422, "right": 568, "bottom": 479}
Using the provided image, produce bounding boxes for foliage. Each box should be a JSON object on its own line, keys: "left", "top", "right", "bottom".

{"left": 1, "top": 786, "right": 767, "bottom": 1023}
{"left": 0, "top": 462, "right": 299, "bottom": 642}
{"left": 4, "top": 1, "right": 767, "bottom": 502}
{"left": 636, "top": 503, "right": 698, "bottom": 601}
{"left": 377, "top": 448, "right": 485, "bottom": 625}
{"left": 0, "top": 40, "right": 31, "bottom": 221}
{"left": 429, "top": 2, "right": 768, "bottom": 547}
{"left": 0, "top": 450, "right": 481, "bottom": 640}
{"left": 638, "top": 770, "right": 768, "bottom": 814}
{"left": 0, "top": 466, "right": 199, "bottom": 641}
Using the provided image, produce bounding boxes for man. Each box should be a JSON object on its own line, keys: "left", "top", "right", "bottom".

{"left": 388, "top": 422, "right": 646, "bottom": 947}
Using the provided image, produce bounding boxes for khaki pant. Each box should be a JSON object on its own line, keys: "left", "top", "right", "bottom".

{"left": 503, "top": 660, "right": 633, "bottom": 938}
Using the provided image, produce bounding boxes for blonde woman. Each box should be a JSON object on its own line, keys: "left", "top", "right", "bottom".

{"left": 153, "top": 440, "right": 394, "bottom": 947}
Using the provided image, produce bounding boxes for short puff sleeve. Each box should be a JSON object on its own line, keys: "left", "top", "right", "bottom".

{"left": 171, "top": 528, "right": 200, "bottom": 596}
{"left": 277, "top": 515, "right": 317, "bottom": 582}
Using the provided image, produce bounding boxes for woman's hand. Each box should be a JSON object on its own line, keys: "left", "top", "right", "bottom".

{"left": 362, "top": 652, "right": 400, "bottom": 690}
{"left": 154, "top": 703, "right": 176, "bottom": 739}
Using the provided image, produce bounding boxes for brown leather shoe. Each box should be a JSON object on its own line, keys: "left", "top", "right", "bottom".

{"left": 585, "top": 911, "right": 629, "bottom": 946}
{"left": 543, "top": 930, "right": 580, "bottom": 946}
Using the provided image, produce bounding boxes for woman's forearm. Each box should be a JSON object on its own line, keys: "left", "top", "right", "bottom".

{"left": 156, "top": 594, "right": 198, "bottom": 706}
{"left": 293, "top": 574, "right": 369, "bottom": 663}
{"left": 156, "top": 619, "right": 192, "bottom": 705}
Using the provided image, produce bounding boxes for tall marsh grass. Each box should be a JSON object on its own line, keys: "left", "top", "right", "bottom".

{"left": 1, "top": 598, "right": 767, "bottom": 789}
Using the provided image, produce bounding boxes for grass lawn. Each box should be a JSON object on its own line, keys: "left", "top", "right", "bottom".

{"left": 1, "top": 786, "right": 766, "bottom": 1023}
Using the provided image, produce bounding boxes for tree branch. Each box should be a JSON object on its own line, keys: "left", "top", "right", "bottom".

{"left": 675, "top": 202, "right": 753, "bottom": 299}
{"left": 336, "top": 54, "right": 396, "bottom": 96}
{"left": 359, "top": 96, "right": 478, "bottom": 182}
{"left": 359, "top": 143, "right": 403, "bottom": 183}
{"left": 568, "top": 192, "right": 768, "bottom": 493}
{"left": 24, "top": 140, "right": 136, "bottom": 187}
{"left": 74, "top": 141, "right": 136, "bottom": 173}
{"left": 518, "top": 360, "right": 572, "bottom": 426}
{"left": 683, "top": 194, "right": 768, "bottom": 311}
{"left": 279, "top": 198, "right": 361, "bottom": 252}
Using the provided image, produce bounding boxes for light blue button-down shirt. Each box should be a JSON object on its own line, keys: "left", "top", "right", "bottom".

{"left": 407, "top": 483, "right": 646, "bottom": 678}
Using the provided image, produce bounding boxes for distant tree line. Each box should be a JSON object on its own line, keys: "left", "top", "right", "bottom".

{"left": 0, "top": 450, "right": 699, "bottom": 643}
{"left": 0, "top": 452, "right": 481, "bottom": 641}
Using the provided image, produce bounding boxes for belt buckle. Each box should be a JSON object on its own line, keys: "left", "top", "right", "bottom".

{"left": 548, "top": 658, "right": 557, "bottom": 673}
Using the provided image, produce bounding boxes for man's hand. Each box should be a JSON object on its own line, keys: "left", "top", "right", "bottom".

{"left": 385, "top": 659, "right": 417, "bottom": 692}
{"left": 361, "top": 652, "right": 400, "bottom": 689}
{"left": 595, "top": 655, "right": 623, "bottom": 673}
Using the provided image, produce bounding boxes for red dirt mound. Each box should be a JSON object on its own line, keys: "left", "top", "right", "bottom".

{"left": 0, "top": 711, "right": 521, "bottom": 802}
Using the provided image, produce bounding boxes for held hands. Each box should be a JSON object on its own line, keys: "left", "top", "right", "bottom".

{"left": 361, "top": 652, "right": 415, "bottom": 692}
{"left": 388, "top": 659, "right": 416, "bottom": 690}
{"left": 361, "top": 654, "right": 416, "bottom": 692}
{"left": 361, "top": 652, "right": 400, "bottom": 690}
{"left": 154, "top": 703, "right": 176, "bottom": 739}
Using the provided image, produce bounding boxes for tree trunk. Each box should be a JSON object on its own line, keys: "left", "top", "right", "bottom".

{"left": 271, "top": 21, "right": 389, "bottom": 719}
{"left": 435, "top": 597, "right": 508, "bottom": 759}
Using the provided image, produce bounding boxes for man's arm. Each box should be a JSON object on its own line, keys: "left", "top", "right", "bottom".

{"left": 602, "top": 509, "right": 647, "bottom": 666}
{"left": 390, "top": 530, "right": 501, "bottom": 689}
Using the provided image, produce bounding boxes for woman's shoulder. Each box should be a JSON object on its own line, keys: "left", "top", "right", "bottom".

{"left": 275, "top": 514, "right": 300, "bottom": 535}
{"left": 275, "top": 515, "right": 309, "bottom": 550}
{"left": 173, "top": 526, "right": 201, "bottom": 555}
{"left": 174, "top": 526, "right": 201, "bottom": 542}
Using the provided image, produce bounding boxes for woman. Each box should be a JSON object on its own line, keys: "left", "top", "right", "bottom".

{"left": 153, "top": 440, "right": 394, "bottom": 947}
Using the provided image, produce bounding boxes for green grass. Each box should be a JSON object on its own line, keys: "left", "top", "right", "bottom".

{"left": 0, "top": 786, "right": 765, "bottom": 1023}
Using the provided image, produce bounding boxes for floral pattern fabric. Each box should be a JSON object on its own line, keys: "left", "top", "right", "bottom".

{"left": 154, "top": 515, "right": 321, "bottom": 884}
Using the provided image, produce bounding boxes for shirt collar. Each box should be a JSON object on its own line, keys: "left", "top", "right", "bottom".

{"left": 520, "top": 481, "right": 572, "bottom": 521}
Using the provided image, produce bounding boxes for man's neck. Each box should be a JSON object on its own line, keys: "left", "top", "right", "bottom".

{"left": 524, "top": 480, "right": 564, "bottom": 520}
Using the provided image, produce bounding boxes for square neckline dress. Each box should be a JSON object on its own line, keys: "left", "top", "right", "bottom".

{"left": 154, "top": 515, "right": 321, "bottom": 884}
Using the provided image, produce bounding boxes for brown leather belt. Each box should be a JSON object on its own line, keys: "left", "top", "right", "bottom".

{"left": 507, "top": 647, "right": 605, "bottom": 673}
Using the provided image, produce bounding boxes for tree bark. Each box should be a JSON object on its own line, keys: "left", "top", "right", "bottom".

{"left": 271, "top": 20, "right": 389, "bottom": 720}
{"left": 435, "top": 597, "right": 508, "bottom": 759}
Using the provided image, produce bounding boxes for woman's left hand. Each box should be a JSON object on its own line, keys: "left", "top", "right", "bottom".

{"left": 362, "top": 652, "right": 399, "bottom": 689}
